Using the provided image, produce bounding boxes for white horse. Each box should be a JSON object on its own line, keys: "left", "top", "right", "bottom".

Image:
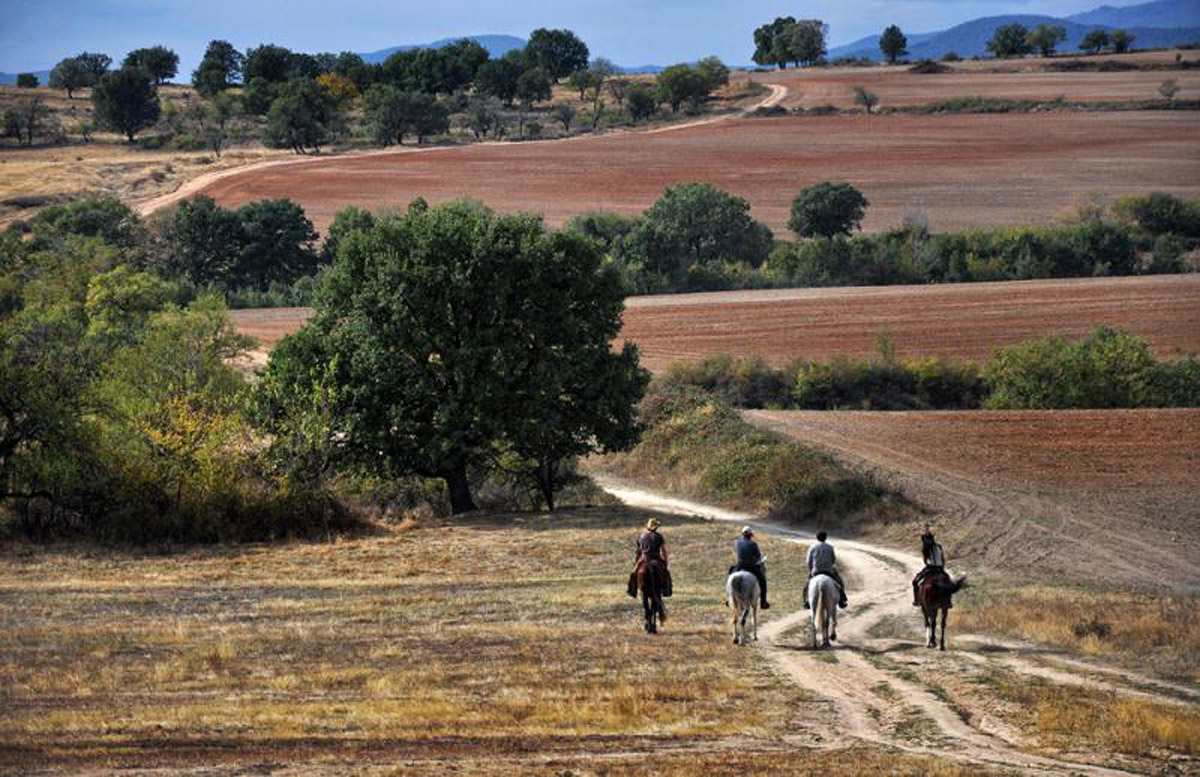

{"left": 726, "top": 570, "right": 760, "bottom": 645}
{"left": 808, "top": 573, "right": 839, "bottom": 648}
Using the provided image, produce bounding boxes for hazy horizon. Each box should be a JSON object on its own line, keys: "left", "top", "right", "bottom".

{"left": 0, "top": 0, "right": 1158, "bottom": 75}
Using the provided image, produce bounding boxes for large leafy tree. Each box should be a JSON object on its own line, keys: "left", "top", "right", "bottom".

{"left": 789, "top": 182, "right": 869, "bottom": 239}
{"left": 49, "top": 57, "right": 90, "bottom": 99}
{"left": 364, "top": 85, "right": 449, "bottom": 146}
{"left": 879, "top": 25, "right": 908, "bottom": 64}
{"left": 986, "top": 24, "right": 1033, "bottom": 58}
{"left": 621, "top": 183, "right": 774, "bottom": 279}
{"left": 122, "top": 46, "right": 179, "bottom": 83}
{"left": 92, "top": 67, "right": 160, "bottom": 142}
{"left": 1079, "top": 29, "right": 1110, "bottom": 55}
{"left": 1027, "top": 24, "right": 1067, "bottom": 58}
{"left": 655, "top": 64, "right": 712, "bottom": 113}
{"left": 753, "top": 17, "right": 826, "bottom": 68}
{"left": 525, "top": 28, "right": 589, "bottom": 82}
{"left": 1110, "top": 29, "right": 1135, "bottom": 54}
{"left": 192, "top": 40, "right": 244, "bottom": 96}
{"left": 474, "top": 50, "right": 527, "bottom": 106}
{"left": 256, "top": 199, "right": 647, "bottom": 514}
{"left": 262, "top": 79, "right": 343, "bottom": 154}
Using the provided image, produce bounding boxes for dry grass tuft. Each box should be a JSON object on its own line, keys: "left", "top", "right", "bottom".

{"left": 956, "top": 585, "right": 1200, "bottom": 682}
{"left": 980, "top": 668, "right": 1200, "bottom": 756}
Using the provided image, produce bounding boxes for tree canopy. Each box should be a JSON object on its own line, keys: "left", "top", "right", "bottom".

{"left": 256, "top": 199, "right": 647, "bottom": 513}
{"left": 879, "top": 25, "right": 908, "bottom": 64}
{"left": 986, "top": 24, "right": 1034, "bottom": 59}
{"left": 91, "top": 67, "right": 160, "bottom": 142}
{"left": 753, "top": 17, "right": 827, "bottom": 68}
{"left": 525, "top": 28, "right": 590, "bottom": 82}
{"left": 123, "top": 46, "right": 179, "bottom": 83}
{"left": 789, "top": 182, "right": 870, "bottom": 239}
{"left": 192, "top": 40, "right": 244, "bottom": 96}
{"left": 1027, "top": 24, "right": 1067, "bottom": 58}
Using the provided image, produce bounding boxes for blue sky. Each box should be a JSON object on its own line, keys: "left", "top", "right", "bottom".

{"left": 0, "top": 0, "right": 1149, "bottom": 73}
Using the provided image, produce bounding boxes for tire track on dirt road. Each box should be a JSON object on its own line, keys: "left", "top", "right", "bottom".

{"left": 596, "top": 477, "right": 1147, "bottom": 775}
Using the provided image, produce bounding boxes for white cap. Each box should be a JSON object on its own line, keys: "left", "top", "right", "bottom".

{"left": 741, "top": 526, "right": 753, "bottom": 536}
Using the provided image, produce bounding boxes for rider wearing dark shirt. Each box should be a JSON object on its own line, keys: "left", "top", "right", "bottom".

{"left": 732, "top": 526, "right": 770, "bottom": 609}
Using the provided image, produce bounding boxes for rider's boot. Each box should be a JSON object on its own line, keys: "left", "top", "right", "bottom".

{"left": 761, "top": 600, "right": 770, "bottom": 610}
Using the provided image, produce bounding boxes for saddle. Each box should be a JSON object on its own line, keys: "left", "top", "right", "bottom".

{"left": 627, "top": 556, "right": 672, "bottom": 598}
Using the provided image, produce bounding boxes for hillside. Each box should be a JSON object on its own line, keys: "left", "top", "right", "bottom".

{"left": 1068, "top": 0, "right": 1200, "bottom": 29}
{"left": 828, "top": 2, "right": 1200, "bottom": 61}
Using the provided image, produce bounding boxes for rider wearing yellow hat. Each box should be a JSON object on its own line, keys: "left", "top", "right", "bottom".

{"left": 628, "top": 516, "right": 672, "bottom": 598}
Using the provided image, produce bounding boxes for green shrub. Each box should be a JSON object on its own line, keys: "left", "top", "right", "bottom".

{"left": 1114, "top": 192, "right": 1200, "bottom": 238}
{"left": 661, "top": 355, "right": 793, "bottom": 409}
{"left": 984, "top": 327, "right": 1198, "bottom": 409}
{"left": 605, "top": 381, "right": 897, "bottom": 530}
{"left": 793, "top": 355, "right": 987, "bottom": 410}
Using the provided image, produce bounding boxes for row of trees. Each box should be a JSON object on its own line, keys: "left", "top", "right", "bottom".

{"left": 987, "top": 23, "right": 1136, "bottom": 59}
{"left": 662, "top": 327, "right": 1200, "bottom": 412}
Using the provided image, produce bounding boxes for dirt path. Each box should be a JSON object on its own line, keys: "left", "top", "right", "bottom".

{"left": 134, "top": 83, "right": 790, "bottom": 221}
{"left": 596, "top": 477, "right": 1193, "bottom": 775}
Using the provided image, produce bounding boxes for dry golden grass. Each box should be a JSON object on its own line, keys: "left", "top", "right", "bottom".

{"left": 955, "top": 585, "right": 1200, "bottom": 683}
{"left": 0, "top": 506, "right": 826, "bottom": 771}
{"left": 980, "top": 668, "right": 1200, "bottom": 757}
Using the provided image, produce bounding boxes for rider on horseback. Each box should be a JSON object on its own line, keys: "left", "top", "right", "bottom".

{"left": 628, "top": 517, "right": 673, "bottom": 598}
{"left": 804, "top": 531, "right": 848, "bottom": 610}
{"left": 731, "top": 526, "right": 770, "bottom": 610}
{"left": 912, "top": 528, "right": 945, "bottom": 606}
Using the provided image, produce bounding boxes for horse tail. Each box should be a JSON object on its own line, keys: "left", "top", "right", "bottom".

{"left": 948, "top": 574, "right": 967, "bottom": 594}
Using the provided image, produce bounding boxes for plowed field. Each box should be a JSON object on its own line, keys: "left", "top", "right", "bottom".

{"left": 747, "top": 408, "right": 1200, "bottom": 592}
{"left": 192, "top": 110, "right": 1200, "bottom": 235}
{"left": 230, "top": 274, "right": 1200, "bottom": 370}
{"left": 749, "top": 61, "right": 1200, "bottom": 109}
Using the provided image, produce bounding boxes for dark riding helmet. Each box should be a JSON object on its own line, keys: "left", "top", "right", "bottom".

{"left": 816, "top": 531, "right": 827, "bottom": 542}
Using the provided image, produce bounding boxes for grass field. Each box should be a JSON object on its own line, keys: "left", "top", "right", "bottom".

{"left": 0, "top": 507, "right": 833, "bottom": 772}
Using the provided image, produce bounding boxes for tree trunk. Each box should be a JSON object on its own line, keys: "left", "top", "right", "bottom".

{"left": 536, "top": 460, "right": 556, "bottom": 512}
{"left": 443, "top": 465, "right": 477, "bottom": 514}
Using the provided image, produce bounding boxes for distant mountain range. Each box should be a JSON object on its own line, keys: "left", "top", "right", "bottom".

{"left": 360, "top": 34, "right": 526, "bottom": 64}
{"left": 828, "top": 0, "right": 1200, "bottom": 61}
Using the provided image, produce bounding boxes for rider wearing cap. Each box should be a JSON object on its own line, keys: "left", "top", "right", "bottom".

{"left": 912, "top": 528, "right": 946, "bottom": 606}
{"left": 804, "top": 530, "right": 848, "bottom": 610}
{"left": 732, "top": 526, "right": 770, "bottom": 609}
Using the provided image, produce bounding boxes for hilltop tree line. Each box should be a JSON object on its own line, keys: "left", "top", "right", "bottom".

{"left": 747, "top": 17, "right": 1144, "bottom": 68}
{"left": 21, "top": 30, "right": 733, "bottom": 151}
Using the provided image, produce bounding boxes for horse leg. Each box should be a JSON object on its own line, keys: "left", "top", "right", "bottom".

{"left": 829, "top": 605, "right": 837, "bottom": 643}
{"left": 732, "top": 605, "right": 741, "bottom": 644}
{"left": 940, "top": 606, "right": 948, "bottom": 651}
{"left": 925, "top": 608, "right": 936, "bottom": 648}
{"left": 751, "top": 602, "right": 758, "bottom": 642}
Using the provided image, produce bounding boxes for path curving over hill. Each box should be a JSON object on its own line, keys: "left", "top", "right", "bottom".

{"left": 597, "top": 478, "right": 1196, "bottom": 774}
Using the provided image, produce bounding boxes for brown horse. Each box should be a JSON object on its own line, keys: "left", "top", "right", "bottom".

{"left": 918, "top": 572, "right": 966, "bottom": 650}
{"left": 637, "top": 559, "right": 667, "bottom": 634}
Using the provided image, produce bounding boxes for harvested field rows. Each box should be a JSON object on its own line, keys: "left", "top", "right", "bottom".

{"left": 193, "top": 110, "right": 1200, "bottom": 235}
{"left": 229, "top": 275, "right": 1200, "bottom": 370}
{"left": 621, "top": 275, "right": 1200, "bottom": 371}
{"left": 749, "top": 63, "right": 1200, "bottom": 109}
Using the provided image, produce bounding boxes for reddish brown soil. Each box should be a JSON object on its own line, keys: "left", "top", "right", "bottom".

{"left": 230, "top": 275, "right": 1200, "bottom": 370}
{"left": 196, "top": 110, "right": 1200, "bottom": 236}
{"left": 750, "top": 63, "right": 1200, "bottom": 109}
{"left": 617, "top": 275, "right": 1200, "bottom": 372}
{"left": 748, "top": 408, "right": 1200, "bottom": 591}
